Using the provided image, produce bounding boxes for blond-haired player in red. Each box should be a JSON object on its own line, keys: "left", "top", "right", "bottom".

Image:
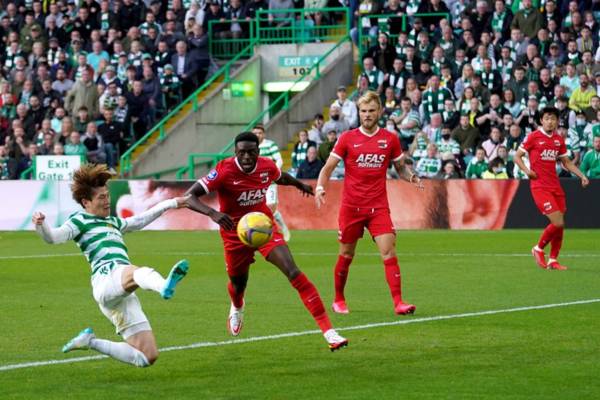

{"left": 315, "top": 91, "right": 423, "bottom": 315}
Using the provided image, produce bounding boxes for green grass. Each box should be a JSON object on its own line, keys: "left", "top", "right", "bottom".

{"left": 0, "top": 230, "right": 599, "bottom": 399}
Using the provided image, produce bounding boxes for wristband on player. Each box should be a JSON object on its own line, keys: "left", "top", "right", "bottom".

{"left": 316, "top": 185, "right": 325, "bottom": 193}
{"left": 409, "top": 173, "right": 417, "bottom": 183}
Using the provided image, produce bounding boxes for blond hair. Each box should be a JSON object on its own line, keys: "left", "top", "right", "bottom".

{"left": 71, "top": 164, "right": 112, "bottom": 206}
{"left": 357, "top": 90, "right": 382, "bottom": 110}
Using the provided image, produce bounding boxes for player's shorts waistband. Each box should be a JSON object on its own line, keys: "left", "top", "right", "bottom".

{"left": 91, "top": 260, "right": 129, "bottom": 277}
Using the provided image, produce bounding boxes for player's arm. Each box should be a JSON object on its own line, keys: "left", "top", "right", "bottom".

{"left": 559, "top": 155, "right": 590, "bottom": 188}
{"left": 184, "top": 181, "right": 235, "bottom": 230}
{"left": 123, "top": 197, "right": 189, "bottom": 232}
{"left": 32, "top": 212, "right": 77, "bottom": 244}
{"left": 275, "top": 171, "right": 314, "bottom": 196}
{"left": 315, "top": 155, "right": 341, "bottom": 208}
{"left": 514, "top": 148, "right": 537, "bottom": 179}
{"left": 393, "top": 154, "right": 424, "bottom": 189}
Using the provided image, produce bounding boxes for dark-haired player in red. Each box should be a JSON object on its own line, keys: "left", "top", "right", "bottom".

{"left": 315, "top": 91, "right": 423, "bottom": 315}
{"left": 185, "top": 132, "right": 348, "bottom": 351}
{"left": 514, "top": 107, "right": 589, "bottom": 270}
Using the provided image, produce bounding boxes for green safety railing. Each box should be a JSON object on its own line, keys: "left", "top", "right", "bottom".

{"left": 358, "top": 12, "right": 450, "bottom": 61}
{"left": 118, "top": 39, "right": 259, "bottom": 177}
{"left": 175, "top": 35, "right": 351, "bottom": 180}
{"left": 209, "top": 19, "right": 255, "bottom": 59}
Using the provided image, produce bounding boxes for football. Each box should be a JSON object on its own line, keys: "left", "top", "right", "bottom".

{"left": 237, "top": 212, "right": 274, "bottom": 248}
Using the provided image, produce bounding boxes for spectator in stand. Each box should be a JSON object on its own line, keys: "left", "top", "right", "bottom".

{"left": 366, "top": 32, "right": 397, "bottom": 74}
{"left": 307, "top": 113, "right": 325, "bottom": 145}
{"left": 318, "top": 129, "right": 337, "bottom": 163}
{"left": 98, "top": 108, "right": 124, "bottom": 174}
{"left": 359, "top": 56, "right": 384, "bottom": 93}
{"left": 171, "top": 40, "right": 198, "bottom": 99}
{"left": 83, "top": 122, "right": 107, "bottom": 165}
{"left": 38, "top": 133, "right": 55, "bottom": 155}
{"left": 187, "top": 23, "right": 211, "bottom": 85}
{"left": 437, "top": 160, "right": 461, "bottom": 179}
{"left": 580, "top": 135, "right": 600, "bottom": 178}
{"left": 126, "top": 80, "right": 150, "bottom": 141}
{"left": 481, "top": 157, "right": 509, "bottom": 179}
{"left": 436, "top": 125, "right": 461, "bottom": 162}
{"left": 465, "top": 147, "right": 488, "bottom": 179}
{"left": 290, "top": 129, "right": 316, "bottom": 173}
{"left": 416, "top": 143, "right": 442, "bottom": 178}
{"left": 74, "top": 106, "right": 91, "bottom": 134}
{"left": 160, "top": 64, "right": 182, "bottom": 111}
{"left": 452, "top": 114, "right": 481, "bottom": 161}
{"left": 296, "top": 146, "right": 324, "bottom": 179}
{"left": 569, "top": 74, "right": 596, "bottom": 112}
{"left": 64, "top": 69, "right": 99, "bottom": 119}
{"left": 16, "top": 143, "right": 37, "bottom": 178}
{"left": 331, "top": 86, "right": 358, "bottom": 128}
{"left": 0, "top": 145, "right": 17, "bottom": 179}
{"left": 322, "top": 104, "right": 350, "bottom": 138}
{"left": 481, "top": 127, "right": 505, "bottom": 162}
{"left": 64, "top": 131, "right": 88, "bottom": 161}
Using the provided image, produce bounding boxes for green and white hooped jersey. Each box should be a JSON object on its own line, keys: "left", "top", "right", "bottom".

{"left": 65, "top": 211, "right": 130, "bottom": 275}
{"left": 259, "top": 139, "right": 283, "bottom": 169}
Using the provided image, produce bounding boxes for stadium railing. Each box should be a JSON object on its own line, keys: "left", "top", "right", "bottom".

{"left": 118, "top": 39, "right": 258, "bottom": 177}
{"left": 175, "top": 34, "right": 352, "bottom": 180}
{"left": 357, "top": 12, "right": 450, "bottom": 61}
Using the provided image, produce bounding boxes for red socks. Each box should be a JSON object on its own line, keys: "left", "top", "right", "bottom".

{"left": 549, "top": 226, "right": 564, "bottom": 260}
{"left": 291, "top": 273, "right": 332, "bottom": 333}
{"left": 537, "top": 224, "right": 561, "bottom": 249}
{"left": 334, "top": 255, "right": 353, "bottom": 302}
{"left": 227, "top": 281, "right": 244, "bottom": 308}
{"left": 384, "top": 257, "right": 402, "bottom": 306}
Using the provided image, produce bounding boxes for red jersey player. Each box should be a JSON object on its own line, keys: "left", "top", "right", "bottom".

{"left": 514, "top": 107, "right": 589, "bottom": 270}
{"left": 185, "top": 132, "right": 348, "bottom": 351}
{"left": 315, "top": 91, "right": 423, "bottom": 315}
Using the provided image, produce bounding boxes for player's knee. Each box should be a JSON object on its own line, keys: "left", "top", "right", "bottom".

{"left": 340, "top": 247, "right": 355, "bottom": 258}
{"left": 286, "top": 265, "right": 301, "bottom": 280}
{"left": 380, "top": 249, "right": 396, "bottom": 260}
{"left": 144, "top": 349, "right": 159, "bottom": 366}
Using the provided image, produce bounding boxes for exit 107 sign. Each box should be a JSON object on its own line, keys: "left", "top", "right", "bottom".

{"left": 278, "top": 55, "right": 320, "bottom": 78}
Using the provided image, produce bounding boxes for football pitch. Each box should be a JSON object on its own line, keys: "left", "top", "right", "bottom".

{"left": 0, "top": 229, "right": 599, "bottom": 399}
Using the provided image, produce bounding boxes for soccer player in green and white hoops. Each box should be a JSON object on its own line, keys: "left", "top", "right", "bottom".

{"left": 252, "top": 124, "right": 291, "bottom": 241}
{"left": 32, "top": 164, "right": 190, "bottom": 367}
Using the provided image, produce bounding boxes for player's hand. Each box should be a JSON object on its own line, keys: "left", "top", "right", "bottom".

{"left": 32, "top": 212, "right": 45, "bottom": 225}
{"left": 174, "top": 194, "right": 191, "bottom": 208}
{"left": 209, "top": 210, "right": 235, "bottom": 230}
{"left": 410, "top": 175, "right": 424, "bottom": 190}
{"left": 298, "top": 183, "right": 314, "bottom": 197}
{"left": 581, "top": 176, "right": 590, "bottom": 188}
{"left": 315, "top": 187, "right": 326, "bottom": 209}
{"left": 526, "top": 170, "right": 538, "bottom": 179}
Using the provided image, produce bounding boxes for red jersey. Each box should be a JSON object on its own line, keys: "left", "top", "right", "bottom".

{"left": 519, "top": 129, "right": 567, "bottom": 192}
{"left": 331, "top": 127, "right": 402, "bottom": 208}
{"left": 198, "top": 156, "right": 282, "bottom": 225}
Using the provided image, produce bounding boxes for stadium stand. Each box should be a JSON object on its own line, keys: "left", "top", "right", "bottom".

{"left": 1, "top": 0, "right": 600, "bottom": 180}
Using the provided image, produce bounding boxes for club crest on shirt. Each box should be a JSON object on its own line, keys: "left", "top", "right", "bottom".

{"left": 377, "top": 140, "right": 388, "bottom": 149}
{"left": 207, "top": 169, "right": 218, "bottom": 181}
{"left": 554, "top": 140, "right": 561, "bottom": 146}
{"left": 260, "top": 172, "right": 269, "bottom": 183}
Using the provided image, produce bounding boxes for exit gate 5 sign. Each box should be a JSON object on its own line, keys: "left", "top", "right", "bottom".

{"left": 278, "top": 55, "right": 320, "bottom": 78}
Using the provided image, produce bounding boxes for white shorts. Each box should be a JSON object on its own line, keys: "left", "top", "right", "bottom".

{"left": 266, "top": 184, "right": 278, "bottom": 206}
{"left": 91, "top": 264, "right": 151, "bottom": 339}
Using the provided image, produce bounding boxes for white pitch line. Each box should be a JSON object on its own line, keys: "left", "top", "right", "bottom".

{"left": 1, "top": 251, "right": 599, "bottom": 261}
{"left": 1, "top": 298, "right": 599, "bottom": 373}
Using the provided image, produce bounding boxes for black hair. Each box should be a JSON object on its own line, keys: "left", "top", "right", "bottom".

{"left": 234, "top": 131, "right": 259, "bottom": 147}
{"left": 540, "top": 106, "right": 559, "bottom": 119}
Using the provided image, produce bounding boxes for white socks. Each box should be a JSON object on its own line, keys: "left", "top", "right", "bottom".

{"left": 133, "top": 267, "right": 166, "bottom": 293}
{"left": 90, "top": 338, "right": 150, "bottom": 368}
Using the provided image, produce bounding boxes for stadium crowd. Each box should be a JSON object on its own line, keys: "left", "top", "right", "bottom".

{"left": 289, "top": 0, "right": 600, "bottom": 180}
{"left": 1, "top": 0, "right": 600, "bottom": 180}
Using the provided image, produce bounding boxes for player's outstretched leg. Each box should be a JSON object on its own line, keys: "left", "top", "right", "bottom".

{"left": 62, "top": 328, "right": 151, "bottom": 367}
{"left": 161, "top": 259, "right": 189, "bottom": 299}
{"left": 332, "top": 255, "right": 353, "bottom": 314}
{"left": 273, "top": 210, "right": 291, "bottom": 242}
{"left": 533, "top": 223, "right": 561, "bottom": 268}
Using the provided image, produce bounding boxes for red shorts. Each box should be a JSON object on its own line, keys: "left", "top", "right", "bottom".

{"left": 338, "top": 206, "right": 395, "bottom": 244}
{"left": 531, "top": 188, "right": 566, "bottom": 215}
{"left": 220, "top": 225, "right": 285, "bottom": 277}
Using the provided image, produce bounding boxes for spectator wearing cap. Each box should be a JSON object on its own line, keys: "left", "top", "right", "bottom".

{"left": 171, "top": 40, "right": 198, "bottom": 98}
{"left": 569, "top": 74, "right": 596, "bottom": 112}
{"left": 322, "top": 103, "right": 350, "bottom": 138}
{"left": 365, "top": 32, "right": 397, "bottom": 74}
{"left": 331, "top": 86, "right": 358, "bottom": 128}
{"left": 65, "top": 69, "right": 99, "bottom": 118}
{"left": 97, "top": 65, "right": 120, "bottom": 88}
{"left": 160, "top": 64, "right": 182, "bottom": 111}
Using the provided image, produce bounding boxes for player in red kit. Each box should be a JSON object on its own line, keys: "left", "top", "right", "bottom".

{"left": 514, "top": 107, "right": 589, "bottom": 270}
{"left": 185, "top": 132, "right": 348, "bottom": 351}
{"left": 315, "top": 91, "right": 423, "bottom": 315}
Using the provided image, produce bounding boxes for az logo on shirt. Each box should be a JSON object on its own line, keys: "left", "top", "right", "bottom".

{"left": 356, "top": 153, "right": 386, "bottom": 168}
{"left": 540, "top": 149, "right": 558, "bottom": 161}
